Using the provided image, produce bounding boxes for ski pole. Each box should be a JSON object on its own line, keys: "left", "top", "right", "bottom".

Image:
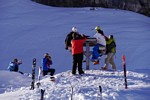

{"left": 40, "top": 89, "right": 45, "bottom": 100}
{"left": 122, "top": 55, "right": 128, "bottom": 89}
{"left": 71, "top": 85, "right": 73, "bottom": 100}
{"left": 99, "top": 85, "right": 102, "bottom": 100}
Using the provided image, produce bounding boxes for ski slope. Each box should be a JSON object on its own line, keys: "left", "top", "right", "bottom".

{"left": 0, "top": 70, "right": 150, "bottom": 100}
{"left": 0, "top": 0, "right": 150, "bottom": 74}
{"left": 0, "top": 0, "right": 150, "bottom": 99}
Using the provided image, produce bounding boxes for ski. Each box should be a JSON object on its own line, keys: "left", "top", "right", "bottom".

{"left": 37, "top": 66, "right": 42, "bottom": 88}
{"left": 30, "top": 58, "right": 36, "bottom": 90}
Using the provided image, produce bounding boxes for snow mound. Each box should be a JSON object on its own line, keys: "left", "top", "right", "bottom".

{"left": 0, "top": 71, "right": 31, "bottom": 94}
{"left": 0, "top": 70, "right": 149, "bottom": 100}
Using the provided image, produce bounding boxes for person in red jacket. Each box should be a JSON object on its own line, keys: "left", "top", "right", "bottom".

{"left": 71, "top": 33, "right": 86, "bottom": 75}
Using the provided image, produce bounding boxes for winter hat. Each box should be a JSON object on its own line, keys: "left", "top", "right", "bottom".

{"left": 44, "top": 53, "right": 49, "bottom": 57}
{"left": 109, "top": 35, "right": 114, "bottom": 39}
{"left": 13, "top": 58, "right": 18, "bottom": 62}
{"left": 72, "top": 27, "right": 78, "bottom": 32}
{"left": 95, "top": 26, "right": 101, "bottom": 31}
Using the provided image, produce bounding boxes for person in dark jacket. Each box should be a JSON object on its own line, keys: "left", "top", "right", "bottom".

{"left": 71, "top": 33, "right": 86, "bottom": 75}
{"left": 101, "top": 35, "right": 116, "bottom": 70}
{"left": 65, "top": 27, "right": 82, "bottom": 51}
{"left": 42, "top": 53, "right": 55, "bottom": 76}
{"left": 8, "top": 58, "right": 23, "bottom": 74}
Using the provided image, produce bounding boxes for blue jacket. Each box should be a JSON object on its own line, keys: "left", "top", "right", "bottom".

{"left": 8, "top": 62, "right": 19, "bottom": 72}
{"left": 42, "top": 57, "right": 53, "bottom": 71}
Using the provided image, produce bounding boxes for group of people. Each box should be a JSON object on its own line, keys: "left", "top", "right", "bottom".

{"left": 7, "top": 25, "right": 116, "bottom": 77}
{"left": 8, "top": 53, "right": 55, "bottom": 77}
{"left": 91, "top": 26, "right": 116, "bottom": 70}
{"left": 65, "top": 26, "right": 116, "bottom": 75}
{"left": 65, "top": 27, "right": 87, "bottom": 75}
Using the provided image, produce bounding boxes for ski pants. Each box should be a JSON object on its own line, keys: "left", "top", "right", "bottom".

{"left": 42, "top": 68, "right": 55, "bottom": 76}
{"left": 72, "top": 53, "right": 84, "bottom": 75}
{"left": 92, "top": 44, "right": 105, "bottom": 60}
{"left": 104, "top": 53, "right": 116, "bottom": 69}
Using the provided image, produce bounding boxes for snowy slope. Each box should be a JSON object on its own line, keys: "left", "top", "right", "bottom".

{"left": 0, "top": 0, "right": 150, "bottom": 99}
{"left": 0, "top": 0, "right": 150, "bottom": 74}
{"left": 0, "top": 70, "right": 149, "bottom": 100}
{"left": 0, "top": 71, "right": 31, "bottom": 94}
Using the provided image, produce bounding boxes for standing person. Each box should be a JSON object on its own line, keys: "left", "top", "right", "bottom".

{"left": 101, "top": 35, "right": 116, "bottom": 70}
{"left": 42, "top": 53, "right": 55, "bottom": 77}
{"left": 65, "top": 27, "right": 82, "bottom": 51}
{"left": 71, "top": 33, "right": 86, "bottom": 75}
{"left": 92, "top": 26, "right": 106, "bottom": 65}
{"left": 8, "top": 58, "right": 23, "bottom": 74}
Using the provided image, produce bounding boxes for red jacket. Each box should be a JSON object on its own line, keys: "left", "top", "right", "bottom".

{"left": 71, "top": 38, "right": 86, "bottom": 55}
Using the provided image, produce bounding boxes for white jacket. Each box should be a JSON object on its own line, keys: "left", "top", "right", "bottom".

{"left": 93, "top": 33, "right": 106, "bottom": 46}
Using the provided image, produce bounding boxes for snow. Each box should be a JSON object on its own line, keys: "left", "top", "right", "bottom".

{"left": 0, "top": 70, "right": 149, "bottom": 100}
{"left": 0, "top": 0, "right": 150, "bottom": 99}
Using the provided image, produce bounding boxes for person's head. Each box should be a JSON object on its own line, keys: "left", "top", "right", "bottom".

{"left": 109, "top": 35, "right": 114, "bottom": 39}
{"left": 72, "top": 27, "right": 78, "bottom": 32}
{"left": 13, "top": 58, "right": 18, "bottom": 63}
{"left": 44, "top": 53, "right": 50, "bottom": 58}
{"left": 95, "top": 26, "right": 104, "bottom": 35}
{"left": 95, "top": 26, "right": 101, "bottom": 31}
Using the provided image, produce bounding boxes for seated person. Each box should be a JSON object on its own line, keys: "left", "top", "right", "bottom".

{"left": 92, "top": 26, "right": 106, "bottom": 65}
{"left": 42, "top": 53, "right": 55, "bottom": 77}
{"left": 8, "top": 58, "right": 23, "bottom": 74}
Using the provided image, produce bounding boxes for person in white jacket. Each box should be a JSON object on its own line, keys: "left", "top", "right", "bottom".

{"left": 92, "top": 26, "right": 106, "bottom": 65}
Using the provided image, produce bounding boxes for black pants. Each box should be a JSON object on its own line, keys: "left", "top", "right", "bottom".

{"left": 72, "top": 53, "right": 84, "bottom": 75}
{"left": 14, "top": 66, "right": 18, "bottom": 72}
{"left": 43, "top": 68, "right": 55, "bottom": 76}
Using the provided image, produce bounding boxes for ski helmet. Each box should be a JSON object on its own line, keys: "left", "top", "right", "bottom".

{"left": 72, "top": 27, "right": 78, "bottom": 32}
{"left": 95, "top": 26, "right": 101, "bottom": 31}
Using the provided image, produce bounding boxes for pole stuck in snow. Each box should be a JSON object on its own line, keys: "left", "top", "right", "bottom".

{"left": 122, "top": 55, "right": 128, "bottom": 89}
{"left": 40, "top": 89, "right": 45, "bottom": 100}
{"left": 70, "top": 85, "right": 73, "bottom": 100}
{"left": 99, "top": 85, "right": 102, "bottom": 93}
{"left": 97, "top": 85, "right": 102, "bottom": 100}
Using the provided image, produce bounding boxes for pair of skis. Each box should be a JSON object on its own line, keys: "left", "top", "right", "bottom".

{"left": 29, "top": 58, "right": 45, "bottom": 100}
{"left": 30, "top": 58, "right": 56, "bottom": 100}
{"left": 30, "top": 58, "right": 55, "bottom": 89}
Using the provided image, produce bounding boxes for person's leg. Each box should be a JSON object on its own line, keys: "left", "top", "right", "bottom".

{"left": 18, "top": 71, "right": 24, "bottom": 74}
{"left": 102, "top": 53, "right": 112, "bottom": 69}
{"left": 72, "top": 54, "right": 78, "bottom": 75}
{"left": 42, "top": 70, "right": 48, "bottom": 76}
{"left": 92, "top": 44, "right": 100, "bottom": 60}
{"left": 109, "top": 53, "right": 116, "bottom": 70}
{"left": 48, "top": 68, "right": 55, "bottom": 76}
{"left": 77, "top": 53, "right": 84, "bottom": 74}
{"left": 14, "top": 65, "right": 19, "bottom": 72}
